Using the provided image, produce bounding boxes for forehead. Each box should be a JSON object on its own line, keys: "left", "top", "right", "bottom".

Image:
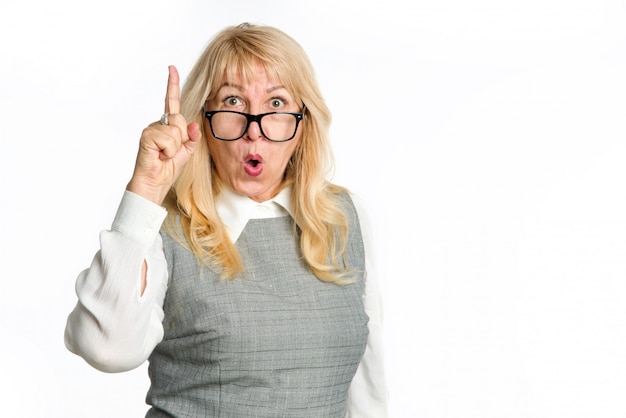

{"left": 221, "top": 60, "right": 282, "bottom": 89}
{"left": 213, "top": 67, "right": 294, "bottom": 103}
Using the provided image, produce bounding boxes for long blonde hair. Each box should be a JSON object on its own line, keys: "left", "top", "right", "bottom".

{"left": 164, "top": 23, "right": 354, "bottom": 284}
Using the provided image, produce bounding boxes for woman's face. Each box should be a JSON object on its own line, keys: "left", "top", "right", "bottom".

{"left": 205, "top": 62, "right": 302, "bottom": 203}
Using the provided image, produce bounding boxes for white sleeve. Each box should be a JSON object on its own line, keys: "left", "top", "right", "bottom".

{"left": 64, "top": 191, "right": 169, "bottom": 373}
{"left": 346, "top": 195, "right": 389, "bottom": 417}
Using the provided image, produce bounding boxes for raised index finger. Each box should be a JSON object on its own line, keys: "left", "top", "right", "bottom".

{"left": 165, "top": 65, "right": 181, "bottom": 115}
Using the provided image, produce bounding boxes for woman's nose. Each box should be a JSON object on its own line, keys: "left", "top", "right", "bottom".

{"left": 244, "top": 120, "right": 263, "bottom": 141}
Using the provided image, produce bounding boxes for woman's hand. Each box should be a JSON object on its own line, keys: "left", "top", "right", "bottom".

{"left": 126, "top": 65, "right": 202, "bottom": 205}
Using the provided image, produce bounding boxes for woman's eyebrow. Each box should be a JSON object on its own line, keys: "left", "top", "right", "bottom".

{"left": 266, "top": 85, "right": 287, "bottom": 93}
{"left": 217, "top": 82, "right": 242, "bottom": 90}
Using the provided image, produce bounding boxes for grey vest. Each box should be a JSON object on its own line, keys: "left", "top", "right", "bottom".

{"left": 146, "top": 195, "right": 368, "bottom": 417}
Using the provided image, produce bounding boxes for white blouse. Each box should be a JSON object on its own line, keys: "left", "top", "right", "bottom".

{"left": 64, "top": 188, "right": 388, "bottom": 417}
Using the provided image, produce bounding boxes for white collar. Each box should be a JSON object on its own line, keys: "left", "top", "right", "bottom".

{"left": 216, "top": 185, "right": 294, "bottom": 243}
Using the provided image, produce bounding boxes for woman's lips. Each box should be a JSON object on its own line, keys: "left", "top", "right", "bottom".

{"left": 244, "top": 153, "right": 263, "bottom": 177}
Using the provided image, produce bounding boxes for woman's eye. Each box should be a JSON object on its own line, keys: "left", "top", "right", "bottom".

{"left": 269, "top": 98, "right": 285, "bottom": 109}
{"left": 225, "top": 96, "right": 241, "bottom": 106}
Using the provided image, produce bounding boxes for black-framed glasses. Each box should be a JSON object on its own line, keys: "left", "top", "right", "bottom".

{"left": 204, "top": 107, "right": 306, "bottom": 142}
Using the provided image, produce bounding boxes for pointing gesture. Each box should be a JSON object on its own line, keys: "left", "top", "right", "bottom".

{"left": 127, "top": 66, "right": 202, "bottom": 205}
{"left": 165, "top": 64, "right": 181, "bottom": 117}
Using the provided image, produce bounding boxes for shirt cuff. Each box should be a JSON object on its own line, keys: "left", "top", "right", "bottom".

{"left": 111, "top": 190, "right": 168, "bottom": 245}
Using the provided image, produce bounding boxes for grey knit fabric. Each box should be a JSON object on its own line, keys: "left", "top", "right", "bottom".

{"left": 145, "top": 196, "right": 368, "bottom": 417}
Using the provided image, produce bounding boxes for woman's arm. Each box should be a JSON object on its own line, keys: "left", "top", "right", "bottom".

{"left": 64, "top": 191, "right": 169, "bottom": 373}
{"left": 346, "top": 195, "right": 389, "bottom": 417}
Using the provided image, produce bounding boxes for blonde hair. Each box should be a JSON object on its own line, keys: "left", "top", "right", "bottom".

{"left": 164, "top": 23, "right": 354, "bottom": 284}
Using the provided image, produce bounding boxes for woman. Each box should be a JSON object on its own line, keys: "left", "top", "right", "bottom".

{"left": 65, "top": 23, "right": 387, "bottom": 417}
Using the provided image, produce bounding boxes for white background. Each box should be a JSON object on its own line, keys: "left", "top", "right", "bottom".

{"left": 1, "top": 0, "right": 625, "bottom": 417}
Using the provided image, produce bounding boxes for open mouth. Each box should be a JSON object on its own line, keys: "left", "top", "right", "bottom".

{"left": 244, "top": 154, "right": 264, "bottom": 177}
